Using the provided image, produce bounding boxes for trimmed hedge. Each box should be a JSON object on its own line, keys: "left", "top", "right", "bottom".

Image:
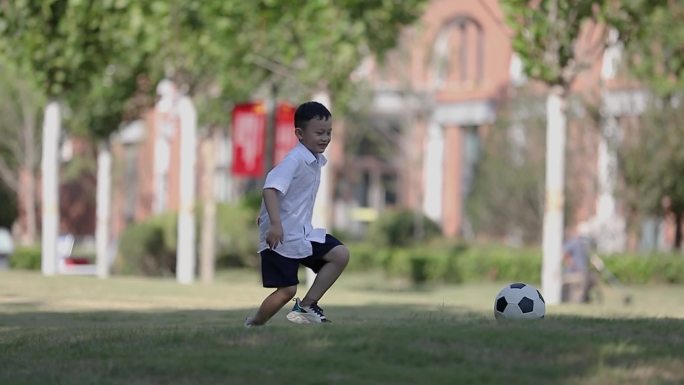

{"left": 347, "top": 242, "right": 684, "bottom": 285}
{"left": 602, "top": 252, "right": 684, "bottom": 284}
{"left": 8, "top": 246, "right": 41, "bottom": 270}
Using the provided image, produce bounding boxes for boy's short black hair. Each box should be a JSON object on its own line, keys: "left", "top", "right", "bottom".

{"left": 294, "top": 101, "right": 331, "bottom": 129}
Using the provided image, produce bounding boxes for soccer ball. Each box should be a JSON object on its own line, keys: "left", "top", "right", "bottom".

{"left": 494, "top": 282, "right": 545, "bottom": 320}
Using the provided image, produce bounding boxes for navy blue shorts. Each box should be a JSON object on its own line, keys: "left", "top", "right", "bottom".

{"left": 260, "top": 234, "right": 344, "bottom": 288}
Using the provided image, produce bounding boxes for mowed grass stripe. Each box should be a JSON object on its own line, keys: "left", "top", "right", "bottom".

{"left": 1, "top": 270, "right": 683, "bottom": 385}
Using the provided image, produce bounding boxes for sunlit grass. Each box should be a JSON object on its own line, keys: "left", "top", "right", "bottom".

{"left": 1, "top": 269, "right": 683, "bottom": 385}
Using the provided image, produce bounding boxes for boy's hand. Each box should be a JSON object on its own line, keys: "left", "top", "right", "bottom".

{"left": 266, "top": 223, "right": 283, "bottom": 249}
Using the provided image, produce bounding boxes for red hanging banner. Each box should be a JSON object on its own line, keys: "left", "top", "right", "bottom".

{"left": 231, "top": 102, "right": 297, "bottom": 177}
{"left": 231, "top": 103, "right": 266, "bottom": 177}
{"left": 274, "top": 103, "right": 297, "bottom": 164}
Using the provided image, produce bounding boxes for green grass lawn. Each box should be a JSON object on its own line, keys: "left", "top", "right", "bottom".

{"left": 1, "top": 269, "right": 682, "bottom": 385}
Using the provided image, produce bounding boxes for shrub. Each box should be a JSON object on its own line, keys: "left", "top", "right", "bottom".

{"left": 368, "top": 209, "right": 441, "bottom": 247}
{"left": 345, "top": 240, "right": 684, "bottom": 286}
{"left": 215, "top": 201, "right": 259, "bottom": 268}
{"left": 346, "top": 242, "right": 384, "bottom": 271}
{"left": 602, "top": 252, "right": 684, "bottom": 284}
{"left": 114, "top": 213, "right": 177, "bottom": 276}
{"left": 344, "top": 241, "right": 542, "bottom": 285}
{"left": 113, "top": 195, "right": 261, "bottom": 276}
{"left": 9, "top": 246, "right": 41, "bottom": 270}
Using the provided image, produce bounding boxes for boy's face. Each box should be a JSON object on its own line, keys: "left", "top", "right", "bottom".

{"left": 296, "top": 117, "right": 332, "bottom": 154}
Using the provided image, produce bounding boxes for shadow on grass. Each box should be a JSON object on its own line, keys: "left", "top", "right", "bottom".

{"left": 1, "top": 304, "right": 683, "bottom": 385}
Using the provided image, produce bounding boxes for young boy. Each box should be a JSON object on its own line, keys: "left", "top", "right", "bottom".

{"left": 245, "top": 101, "right": 350, "bottom": 327}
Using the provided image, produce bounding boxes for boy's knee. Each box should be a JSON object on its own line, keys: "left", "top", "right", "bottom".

{"left": 333, "top": 245, "right": 350, "bottom": 267}
{"left": 277, "top": 286, "right": 297, "bottom": 301}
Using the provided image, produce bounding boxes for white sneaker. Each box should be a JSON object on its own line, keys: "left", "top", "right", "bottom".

{"left": 286, "top": 298, "right": 330, "bottom": 324}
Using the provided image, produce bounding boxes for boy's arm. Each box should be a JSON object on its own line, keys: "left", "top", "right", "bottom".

{"left": 263, "top": 188, "right": 283, "bottom": 249}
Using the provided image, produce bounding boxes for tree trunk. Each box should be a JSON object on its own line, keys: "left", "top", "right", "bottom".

{"left": 541, "top": 85, "right": 567, "bottom": 305}
{"left": 22, "top": 103, "right": 38, "bottom": 245}
{"left": 95, "top": 141, "right": 112, "bottom": 278}
{"left": 200, "top": 131, "right": 217, "bottom": 284}
{"left": 41, "top": 101, "right": 60, "bottom": 276}
{"left": 18, "top": 167, "right": 37, "bottom": 245}
{"left": 674, "top": 211, "right": 683, "bottom": 251}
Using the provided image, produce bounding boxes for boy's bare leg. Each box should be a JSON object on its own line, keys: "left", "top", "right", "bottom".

{"left": 251, "top": 286, "right": 297, "bottom": 325}
{"left": 301, "top": 245, "right": 350, "bottom": 306}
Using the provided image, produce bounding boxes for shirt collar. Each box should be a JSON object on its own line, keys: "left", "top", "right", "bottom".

{"left": 295, "top": 142, "right": 327, "bottom": 166}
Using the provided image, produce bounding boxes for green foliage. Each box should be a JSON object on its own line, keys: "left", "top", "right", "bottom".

{"left": 616, "top": 2, "right": 684, "bottom": 248}
{"left": 111, "top": 190, "right": 256, "bottom": 276}
{"left": 367, "top": 209, "right": 441, "bottom": 248}
{"left": 0, "top": 57, "right": 44, "bottom": 197}
{"left": 208, "top": 0, "right": 426, "bottom": 115}
{"left": 502, "top": 0, "right": 666, "bottom": 87}
{"left": 0, "top": 0, "right": 143, "bottom": 98}
{"left": 214, "top": 201, "right": 260, "bottom": 268}
{"left": 239, "top": 191, "right": 263, "bottom": 212}
{"left": 114, "top": 212, "right": 178, "bottom": 276}
{"left": 501, "top": 0, "right": 598, "bottom": 86}
{"left": 618, "top": 101, "right": 684, "bottom": 248}
{"left": 114, "top": 197, "right": 261, "bottom": 275}
{"left": 620, "top": 103, "right": 684, "bottom": 213}
{"left": 8, "top": 246, "right": 41, "bottom": 270}
{"left": 64, "top": 3, "right": 165, "bottom": 140}
{"left": 346, "top": 242, "right": 391, "bottom": 271}
{"left": 338, "top": 0, "right": 427, "bottom": 57}
{"left": 347, "top": 241, "right": 542, "bottom": 285}
{"left": 603, "top": 252, "right": 684, "bottom": 284}
{"left": 621, "top": 3, "right": 684, "bottom": 97}
{"left": 1, "top": 0, "right": 427, "bottom": 137}
{"left": 466, "top": 88, "right": 546, "bottom": 244}
{"left": 347, "top": 241, "right": 684, "bottom": 286}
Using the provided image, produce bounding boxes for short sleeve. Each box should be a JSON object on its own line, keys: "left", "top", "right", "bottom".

{"left": 264, "top": 155, "right": 298, "bottom": 195}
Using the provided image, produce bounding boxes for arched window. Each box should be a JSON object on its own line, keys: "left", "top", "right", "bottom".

{"left": 430, "top": 16, "right": 484, "bottom": 89}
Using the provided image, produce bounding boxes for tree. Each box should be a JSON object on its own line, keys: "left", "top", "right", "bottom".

{"left": 68, "top": 45, "right": 160, "bottom": 279}
{"left": 0, "top": 0, "right": 161, "bottom": 275}
{"left": 618, "top": 3, "right": 684, "bottom": 250}
{"left": 502, "top": 0, "right": 666, "bottom": 303}
{"left": 620, "top": 105, "right": 684, "bottom": 250}
{"left": 0, "top": 59, "right": 44, "bottom": 245}
{"left": 467, "top": 89, "right": 547, "bottom": 245}
{"left": 0, "top": 0, "right": 428, "bottom": 281}
{"left": 165, "top": 0, "right": 427, "bottom": 283}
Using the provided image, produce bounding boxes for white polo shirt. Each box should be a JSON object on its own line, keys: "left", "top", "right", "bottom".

{"left": 257, "top": 142, "right": 327, "bottom": 258}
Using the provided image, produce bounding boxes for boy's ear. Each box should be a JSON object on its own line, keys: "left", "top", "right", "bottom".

{"left": 295, "top": 127, "right": 304, "bottom": 140}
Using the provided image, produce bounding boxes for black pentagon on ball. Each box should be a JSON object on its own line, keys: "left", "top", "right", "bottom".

{"left": 537, "top": 289, "right": 545, "bottom": 304}
{"left": 518, "top": 296, "right": 534, "bottom": 313}
{"left": 496, "top": 297, "right": 508, "bottom": 312}
{"left": 509, "top": 282, "right": 526, "bottom": 289}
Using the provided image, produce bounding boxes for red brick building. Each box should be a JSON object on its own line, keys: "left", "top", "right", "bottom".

{"left": 101, "top": 0, "right": 677, "bottom": 253}
{"left": 334, "top": 0, "right": 676, "bottom": 251}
